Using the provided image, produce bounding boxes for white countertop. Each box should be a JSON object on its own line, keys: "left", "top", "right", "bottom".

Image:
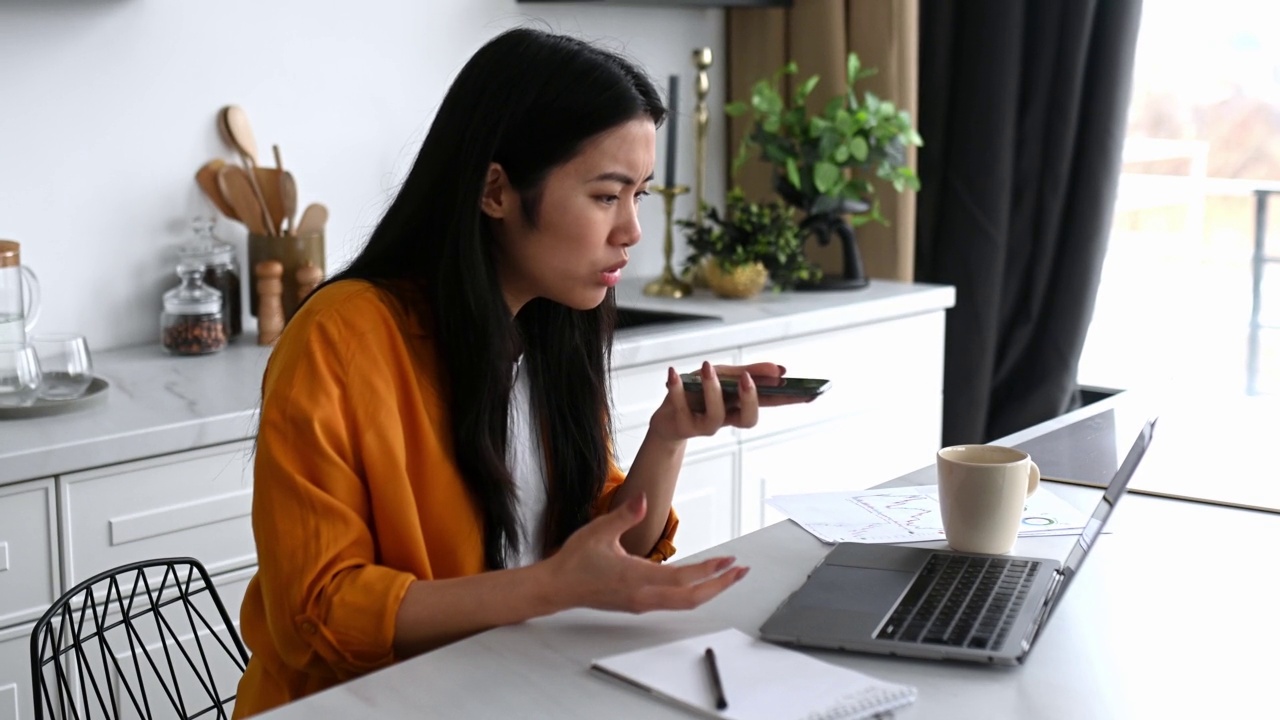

{"left": 0, "top": 278, "right": 953, "bottom": 486}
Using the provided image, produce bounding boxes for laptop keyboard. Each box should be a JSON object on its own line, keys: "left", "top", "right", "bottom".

{"left": 875, "top": 554, "right": 1040, "bottom": 651}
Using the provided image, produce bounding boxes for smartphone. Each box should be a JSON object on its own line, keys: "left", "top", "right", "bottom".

{"left": 680, "top": 372, "right": 831, "bottom": 399}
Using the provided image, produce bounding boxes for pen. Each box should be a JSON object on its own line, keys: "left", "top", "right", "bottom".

{"left": 704, "top": 647, "right": 728, "bottom": 710}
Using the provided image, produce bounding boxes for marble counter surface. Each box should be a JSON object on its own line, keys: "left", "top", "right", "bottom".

{"left": 0, "top": 278, "right": 954, "bottom": 486}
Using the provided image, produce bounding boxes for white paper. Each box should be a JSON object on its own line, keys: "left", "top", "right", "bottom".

{"left": 592, "top": 628, "right": 916, "bottom": 720}
{"left": 765, "top": 485, "right": 1090, "bottom": 545}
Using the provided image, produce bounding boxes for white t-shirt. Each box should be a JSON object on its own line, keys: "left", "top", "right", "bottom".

{"left": 506, "top": 356, "right": 548, "bottom": 568}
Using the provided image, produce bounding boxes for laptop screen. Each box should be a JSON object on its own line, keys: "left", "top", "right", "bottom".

{"left": 1059, "top": 418, "right": 1157, "bottom": 580}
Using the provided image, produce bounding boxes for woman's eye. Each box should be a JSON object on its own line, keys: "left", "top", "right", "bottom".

{"left": 598, "top": 195, "right": 619, "bottom": 206}
{"left": 635, "top": 190, "right": 650, "bottom": 205}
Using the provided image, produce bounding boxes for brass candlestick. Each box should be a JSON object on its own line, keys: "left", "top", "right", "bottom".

{"left": 643, "top": 183, "right": 692, "bottom": 298}
{"left": 692, "top": 47, "right": 713, "bottom": 226}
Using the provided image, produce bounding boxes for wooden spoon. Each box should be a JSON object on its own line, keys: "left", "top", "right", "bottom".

{"left": 195, "top": 159, "right": 238, "bottom": 220}
{"left": 217, "top": 165, "right": 269, "bottom": 236}
{"left": 279, "top": 170, "right": 298, "bottom": 236}
{"left": 219, "top": 105, "right": 260, "bottom": 166}
{"left": 296, "top": 203, "right": 328, "bottom": 236}
{"left": 253, "top": 167, "right": 285, "bottom": 235}
{"left": 218, "top": 105, "right": 276, "bottom": 235}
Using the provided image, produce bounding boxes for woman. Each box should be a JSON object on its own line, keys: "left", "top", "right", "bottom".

{"left": 234, "top": 27, "right": 794, "bottom": 717}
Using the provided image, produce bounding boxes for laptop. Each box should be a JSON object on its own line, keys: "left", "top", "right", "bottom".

{"left": 759, "top": 418, "right": 1157, "bottom": 666}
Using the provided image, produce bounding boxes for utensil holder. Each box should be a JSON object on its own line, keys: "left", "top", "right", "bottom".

{"left": 247, "top": 231, "right": 325, "bottom": 322}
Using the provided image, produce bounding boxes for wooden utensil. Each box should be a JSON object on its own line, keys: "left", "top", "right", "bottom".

{"left": 217, "top": 165, "right": 270, "bottom": 236}
{"left": 219, "top": 105, "right": 260, "bottom": 165}
{"left": 279, "top": 170, "right": 298, "bottom": 236}
{"left": 296, "top": 203, "right": 328, "bottom": 236}
{"left": 252, "top": 167, "right": 285, "bottom": 236}
{"left": 218, "top": 105, "right": 276, "bottom": 235}
{"left": 195, "top": 159, "right": 238, "bottom": 220}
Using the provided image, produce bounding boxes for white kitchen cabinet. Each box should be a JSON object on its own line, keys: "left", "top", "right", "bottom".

{"left": 0, "top": 479, "right": 58, "bottom": 630}
{"left": 60, "top": 442, "right": 256, "bottom": 587}
{"left": 666, "top": 447, "right": 738, "bottom": 560}
{"left": 0, "top": 622, "right": 32, "bottom": 720}
{"left": 739, "top": 398, "right": 943, "bottom": 534}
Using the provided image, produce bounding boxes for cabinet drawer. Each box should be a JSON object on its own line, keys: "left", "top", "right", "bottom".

{"left": 61, "top": 442, "right": 256, "bottom": 587}
{"left": 0, "top": 622, "right": 35, "bottom": 720}
{"left": 739, "top": 311, "right": 945, "bottom": 439}
{"left": 0, "top": 479, "right": 59, "bottom": 629}
{"left": 611, "top": 350, "right": 738, "bottom": 466}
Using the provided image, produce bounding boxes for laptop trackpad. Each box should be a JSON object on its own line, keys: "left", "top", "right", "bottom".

{"left": 796, "top": 565, "right": 914, "bottom": 615}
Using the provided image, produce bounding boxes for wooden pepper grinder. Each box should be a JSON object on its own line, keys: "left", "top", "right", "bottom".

{"left": 256, "top": 260, "right": 285, "bottom": 346}
{"left": 296, "top": 262, "right": 324, "bottom": 305}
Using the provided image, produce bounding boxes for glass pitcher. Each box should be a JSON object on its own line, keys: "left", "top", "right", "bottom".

{"left": 0, "top": 240, "right": 40, "bottom": 345}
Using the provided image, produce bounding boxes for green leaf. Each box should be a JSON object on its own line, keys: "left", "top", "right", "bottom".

{"left": 725, "top": 101, "right": 747, "bottom": 117}
{"left": 849, "top": 136, "right": 869, "bottom": 162}
{"left": 785, "top": 157, "right": 801, "bottom": 190}
{"left": 834, "top": 109, "right": 854, "bottom": 136}
{"left": 808, "top": 116, "right": 831, "bottom": 138}
{"left": 908, "top": 129, "right": 924, "bottom": 146}
{"left": 813, "top": 161, "right": 840, "bottom": 194}
{"left": 846, "top": 53, "right": 861, "bottom": 88}
{"left": 795, "top": 75, "right": 820, "bottom": 105}
{"left": 763, "top": 116, "right": 781, "bottom": 133}
{"left": 782, "top": 61, "right": 798, "bottom": 75}
{"left": 834, "top": 144, "right": 850, "bottom": 163}
{"left": 865, "top": 92, "right": 881, "bottom": 114}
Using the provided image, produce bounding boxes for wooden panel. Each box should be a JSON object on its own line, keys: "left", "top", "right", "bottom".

{"left": 61, "top": 442, "right": 255, "bottom": 586}
{"left": 0, "top": 479, "right": 58, "bottom": 629}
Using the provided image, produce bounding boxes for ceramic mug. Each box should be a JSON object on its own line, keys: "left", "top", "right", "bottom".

{"left": 936, "top": 445, "right": 1040, "bottom": 554}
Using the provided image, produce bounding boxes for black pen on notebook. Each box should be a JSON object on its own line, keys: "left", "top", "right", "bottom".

{"left": 704, "top": 647, "right": 728, "bottom": 710}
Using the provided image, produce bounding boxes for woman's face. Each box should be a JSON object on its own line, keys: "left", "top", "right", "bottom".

{"left": 485, "top": 118, "right": 656, "bottom": 314}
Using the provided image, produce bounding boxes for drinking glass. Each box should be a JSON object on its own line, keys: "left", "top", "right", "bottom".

{"left": 0, "top": 342, "right": 42, "bottom": 407}
{"left": 31, "top": 333, "right": 93, "bottom": 400}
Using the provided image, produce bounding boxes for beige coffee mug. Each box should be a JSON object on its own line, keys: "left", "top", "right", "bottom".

{"left": 936, "top": 445, "right": 1040, "bottom": 555}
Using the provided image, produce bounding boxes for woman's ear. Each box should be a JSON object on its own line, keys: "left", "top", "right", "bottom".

{"left": 480, "top": 163, "right": 512, "bottom": 219}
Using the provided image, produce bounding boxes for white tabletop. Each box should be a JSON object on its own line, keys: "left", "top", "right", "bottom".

{"left": 257, "top": 400, "right": 1280, "bottom": 719}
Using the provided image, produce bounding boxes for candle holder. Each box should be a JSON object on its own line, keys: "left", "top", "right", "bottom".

{"left": 692, "top": 47, "right": 713, "bottom": 227}
{"left": 643, "top": 183, "right": 693, "bottom": 298}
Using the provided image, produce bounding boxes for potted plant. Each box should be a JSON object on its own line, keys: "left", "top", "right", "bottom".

{"left": 679, "top": 188, "right": 821, "bottom": 299}
{"left": 727, "top": 52, "right": 923, "bottom": 289}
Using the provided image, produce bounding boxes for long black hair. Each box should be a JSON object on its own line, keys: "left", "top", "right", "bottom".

{"left": 322, "top": 28, "right": 665, "bottom": 569}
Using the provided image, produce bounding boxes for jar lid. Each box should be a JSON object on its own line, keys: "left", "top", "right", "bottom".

{"left": 177, "top": 218, "right": 234, "bottom": 266}
{"left": 0, "top": 240, "right": 18, "bottom": 268}
{"left": 164, "top": 263, "right": 223, "bottom": 315}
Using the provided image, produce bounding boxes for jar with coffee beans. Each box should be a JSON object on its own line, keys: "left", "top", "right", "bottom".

{"left": 161, "top": 261, "right": 227, "bottom": 355}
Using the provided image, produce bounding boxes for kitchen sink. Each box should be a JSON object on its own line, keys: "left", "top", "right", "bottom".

{"left": 615, "top": 306, "right": 722, "bottom": 333}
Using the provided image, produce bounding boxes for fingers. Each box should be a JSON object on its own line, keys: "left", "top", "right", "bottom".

{"left": 729, "top": 371, "right": 759, "bottom": 429}
{"left": 713, "top": 362, "right": 787, "bottom": 379}
{"left": 632, "top": 564, "right": 751, "bottom": 612}
{"left": 696, "top": 362, "right": 726, "bottom": 430}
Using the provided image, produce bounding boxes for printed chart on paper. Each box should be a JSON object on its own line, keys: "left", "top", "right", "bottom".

{"left": 765, "top": 485, "right": 1090, "bottom": 545}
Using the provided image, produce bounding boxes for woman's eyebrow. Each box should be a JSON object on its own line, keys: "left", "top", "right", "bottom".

{"left": 587, "top": 171, "right": 655, "bottom": 186}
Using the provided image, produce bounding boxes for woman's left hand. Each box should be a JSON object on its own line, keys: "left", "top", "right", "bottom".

{"left": 648, "top": 361, "right": 807, "bottom": 443}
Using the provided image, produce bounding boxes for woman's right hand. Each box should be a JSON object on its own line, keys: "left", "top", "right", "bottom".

{"left": 542, "top": 494, "right": 748, "bottom": 614}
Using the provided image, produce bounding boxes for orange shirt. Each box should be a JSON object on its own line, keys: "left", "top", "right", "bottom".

{"left": 234, "top": 281, "right": 677, "bottom": 718}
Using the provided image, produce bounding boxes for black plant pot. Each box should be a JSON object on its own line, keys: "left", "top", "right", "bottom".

{"left": 774, "top": 176, "right": 871, "bottom": 291}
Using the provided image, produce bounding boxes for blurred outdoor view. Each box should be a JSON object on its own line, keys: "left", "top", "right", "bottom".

{"left": 1078, "top": 0, "right": 1280, "bottom": 403}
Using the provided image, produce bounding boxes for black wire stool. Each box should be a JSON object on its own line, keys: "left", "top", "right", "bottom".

{"left": 30, "top": 557, "right": 249, "bottom": 720}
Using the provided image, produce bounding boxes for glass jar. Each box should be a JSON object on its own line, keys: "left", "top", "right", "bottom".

{"left": 178, "top": 218, "right": 242, "bottom": 339}
{"left": 161, "top": 261, "right": 227, "bottom": 355}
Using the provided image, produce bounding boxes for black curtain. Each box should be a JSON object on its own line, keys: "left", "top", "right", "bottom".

{"left": 915, "top": 0, "right": 1143, "bottom": 445}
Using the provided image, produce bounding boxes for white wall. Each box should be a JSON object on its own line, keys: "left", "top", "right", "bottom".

{"left": 0, "top": 0, "right": 726, "bottom": 351}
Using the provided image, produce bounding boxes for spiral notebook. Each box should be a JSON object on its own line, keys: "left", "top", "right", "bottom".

{"left": 591, "top": 628, "right": 917, "bottom": 720}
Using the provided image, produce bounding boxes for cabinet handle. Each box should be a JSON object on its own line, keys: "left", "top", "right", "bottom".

{"left": 0, "top": 541, "right": 8, "bottom": 573}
